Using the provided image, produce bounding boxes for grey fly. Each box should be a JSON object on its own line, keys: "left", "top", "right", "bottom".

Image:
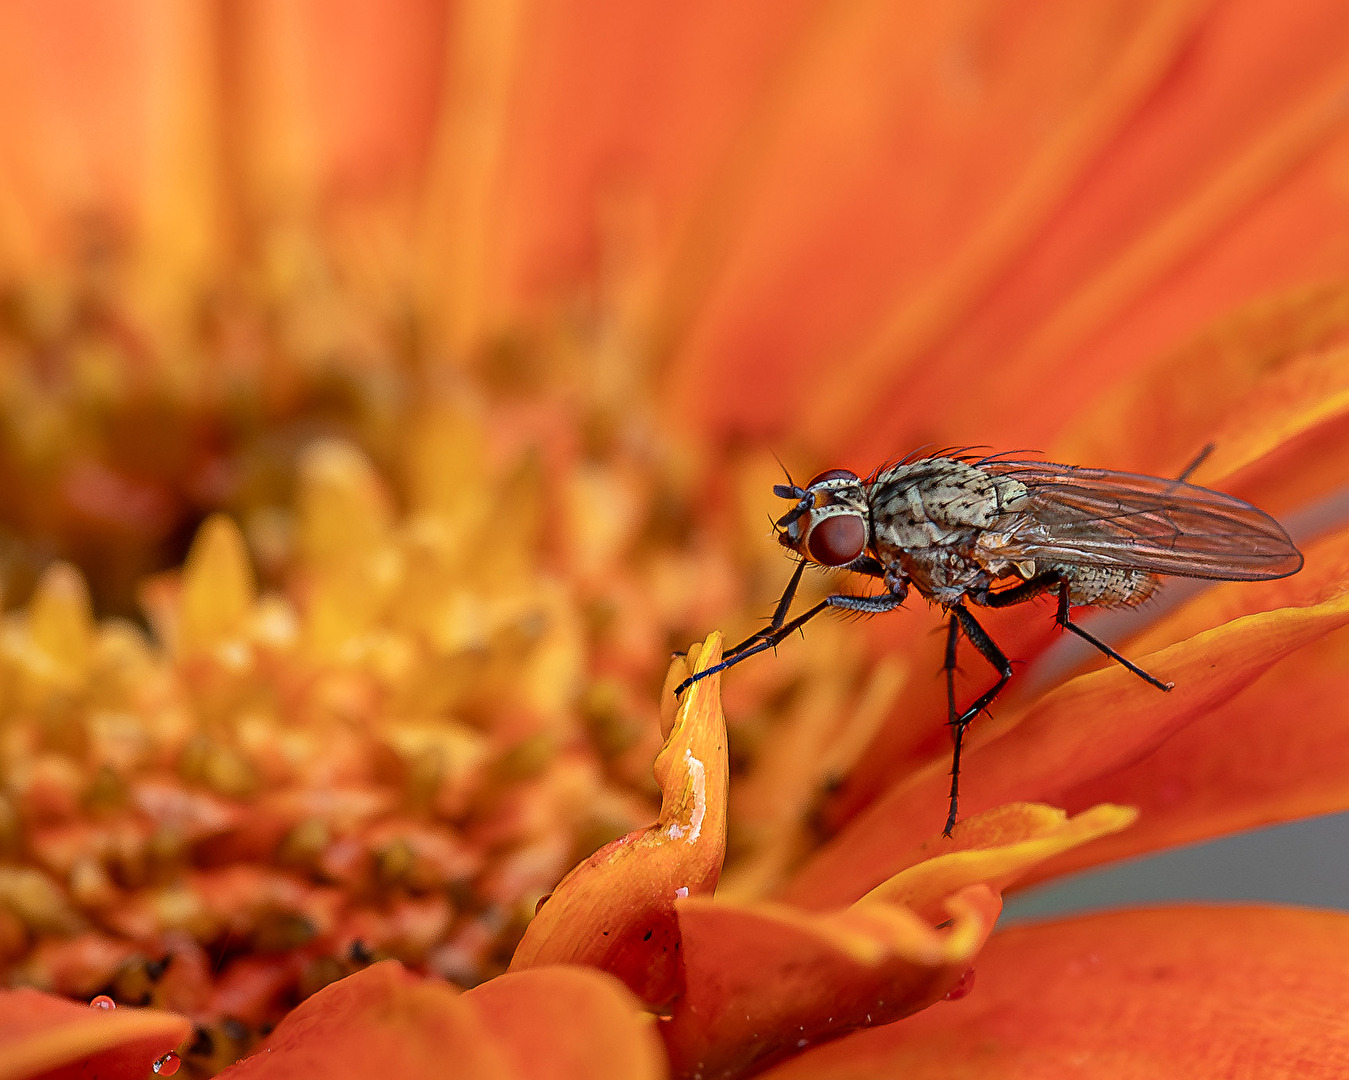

{"left": 675, "top": 448, "right": 1303, "bottom": 836}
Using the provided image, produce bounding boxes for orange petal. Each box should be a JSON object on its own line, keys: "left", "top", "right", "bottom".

{"left": 466, "top": 967, "right": 667, "bottom": 1080}
{"left": 1054, "top": 282, "right": 1349, "bottom": 483}
{"left": 1027, "top": 626, "right": 1349, "bottom": 888}
{"left": 218, "top": 961, "right": 507, "bottom": 1080}
{"left": 661, "top": 885, "right": 999, "bottom": 1080}
{"left": 1047, "top": 282, "right": 1349, "bottom": 531}
{"left": 297, "top": 0, "right": 448, "bottom": 203}
{"left": 1025, "top": 96, "right": 1349, "bottom": 465}
{"left": 1019, "top": 531, "right": 1349, "bottom": 884}
{"left": 757, "top": 906, "right": 1349, "bottom": 1079}
{"left": 220, "top": 961, "right": 667, "bottom": 1080}
{"left": 839, "top": 2, "right": 1349, "bottom": 462}
{"left": 784, "top": 556, "right": 1349, "bottom": 910}
{"left": 0, "top": 988, "right": 189, "bottom": 1080}
{"left": 487, "top": 1, "right": 815, "bottom": 329}
{"left": 508, "top": 634, "right": 728, "bottom": 1009}
{"left": 863, "top": 803, "right": 1136, "bottom": 922}
{"left": 664, "top": 2, "right": 1208, "bottom": 442}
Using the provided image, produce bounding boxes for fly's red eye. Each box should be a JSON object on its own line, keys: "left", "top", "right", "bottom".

{"left": 806, "top": 468, "right": 858, "bottom": 488}
{"left": 807, "top": 513, "right": 866, "bottom": 566}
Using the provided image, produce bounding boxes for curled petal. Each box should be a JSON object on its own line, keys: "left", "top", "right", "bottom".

{"left": 661, "top": 885, "right": 999, "bottom": 1080}
{"left": 0, "top": 988, "right": 189, "bottom": 1080}
{"left": 661, "top": 802, "right": 1127, "bottom": 1078}
{"left": 509, "top": 635, "right": 728, "bottom": 1008}
{"left": 758, "top": 906, "right": 1349, "bottom": 1079}
{"left": 864, "top": 802, "right": 1137, "bottom": 922}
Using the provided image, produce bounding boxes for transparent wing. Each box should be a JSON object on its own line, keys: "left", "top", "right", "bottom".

{"left": 986, "top": 461, "right": 1303, "bottom": 581}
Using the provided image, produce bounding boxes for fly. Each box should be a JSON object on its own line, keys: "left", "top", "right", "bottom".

{"left": 675, "top": 447, "right": 1303, "bottom": 837}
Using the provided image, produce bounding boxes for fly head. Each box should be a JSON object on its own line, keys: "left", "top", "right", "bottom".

{"left": 775, "top": 468, "right": 870, "bottom": 567}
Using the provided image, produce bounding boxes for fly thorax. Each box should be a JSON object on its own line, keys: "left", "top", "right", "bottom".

{"left": 973, "top": 528, "right": 1036, "bottom": 579}
{"left": 898, "top": 547, "right": 991, "bottom": 604}
{"left": 871, "top": 459, "right": 1027, "bottom": 536}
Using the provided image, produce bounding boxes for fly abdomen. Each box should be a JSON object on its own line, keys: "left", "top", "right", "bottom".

{"left": 1058, "top": 564, "right": 1159, "bottom": 607}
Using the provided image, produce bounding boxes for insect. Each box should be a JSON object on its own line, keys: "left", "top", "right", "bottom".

{"left": 675, "top": 448, "right": 1303, "bottom": 836}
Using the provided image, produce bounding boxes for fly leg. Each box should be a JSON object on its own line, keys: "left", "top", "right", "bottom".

{"left": 944, "top": 602, "right": 1014, "bottom": 837}
{"left": 944, "top": 614, "right": 959, "bottom": 731}
{"left": 1053, "top": 581, "right": 1173, "bottom": 691}
{"left": 980, "top": 573, "right": 1173, "bottom": 691}
{"left": 674, "top": 560, "right": 900, "bottom": 697}
{"left": 722, "top": 559, "right": 809, "bottom": 662}
{"left": 1175, "top": 442, "right": 1215, "bottom": 483}
{"left": 722, "top": 555, "right": 887, "bottom": 660}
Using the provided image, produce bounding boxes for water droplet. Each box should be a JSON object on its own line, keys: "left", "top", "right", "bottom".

{"left": 674, "top": 886, "right": 689, "bottom": 899}
{"left": 943, "top": 967, "right": 976, "bottom": 1001}
{"left": 90, "top": 995, "right": 115, "bottom": 1010}
{"left": 153, "top": 1051, "right": 181, "bottom": 1076}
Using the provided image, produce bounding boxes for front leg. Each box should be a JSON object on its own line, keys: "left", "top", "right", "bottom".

{"left": 722, "top": 559, "right": 810, "bottom": 661}
{"left": 675, "top": 573, "right": 907, "bottom": 697}
{"left": 723, "top": 555, "right": 887, "bottom": 661}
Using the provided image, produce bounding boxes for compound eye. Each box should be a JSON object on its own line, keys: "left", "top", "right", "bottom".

{"left": 806, "top": 467, "right": 859, "bottom": 488}
{"left": 807, "top": 513, "right": 866, "bottom": 566}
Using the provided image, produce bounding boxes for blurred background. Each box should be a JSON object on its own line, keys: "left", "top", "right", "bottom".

{"left": 1, "top": 1, "right": 1348, "bottom": 1071}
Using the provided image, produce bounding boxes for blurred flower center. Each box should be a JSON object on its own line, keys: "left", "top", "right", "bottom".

{"left": 0, "top": 209, "right": 900, "bottom": 1071}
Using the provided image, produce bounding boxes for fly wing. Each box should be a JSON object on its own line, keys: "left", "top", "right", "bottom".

{"left": 985, "top": 461, "right": 1303, "bottom": 581}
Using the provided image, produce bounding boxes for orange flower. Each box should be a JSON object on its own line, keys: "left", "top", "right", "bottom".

{"left": 2, "top": 3, "right": 1349, "bottom": 1079}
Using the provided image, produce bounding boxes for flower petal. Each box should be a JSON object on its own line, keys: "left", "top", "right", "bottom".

{"left": 465, "top": 967, "right": 667, "bottom": 1080}
{"left": 486, "top": 1, "right": 817, "bottom": 332}
{"left": 661, "top": 803, "right": 1124, "bottom": 1079}
{"left": 839, "top": 2, "right": 1349, "bottom": 461}
{"left": 0, "top": 988, "right": 189, "bottom": 1080}
{"left": 508, "top": 635, "right": 728, "bottom": 1009}
{"left": 1054, "top": 282, "right": 1349, "bottom": 492}
{"left": 217, "top": 961, "right": 508, "bottom": 1080}
{"left": 785, "top": 562, "right": 1349, "bottom": 910}
{"left": 1019, "top": 531, "right": 1349, "bottom": 884}
{"left": 661, "top": 885, "right": 999, "bottom": 1080}
{"left": 663, "top": 1, "right": 1209, "bottom": 442}
{"left": 756, "top": 906, "right": 1349, "bottom": 1079}
{"left": 220, "top": 960, "right": 668, "bottom": 1080}
{"left": 1028, "top": 625, "right": 1349, "bottom": 888}
{"left": 863, "top": 803, "right": 1136, "bottom": 922}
